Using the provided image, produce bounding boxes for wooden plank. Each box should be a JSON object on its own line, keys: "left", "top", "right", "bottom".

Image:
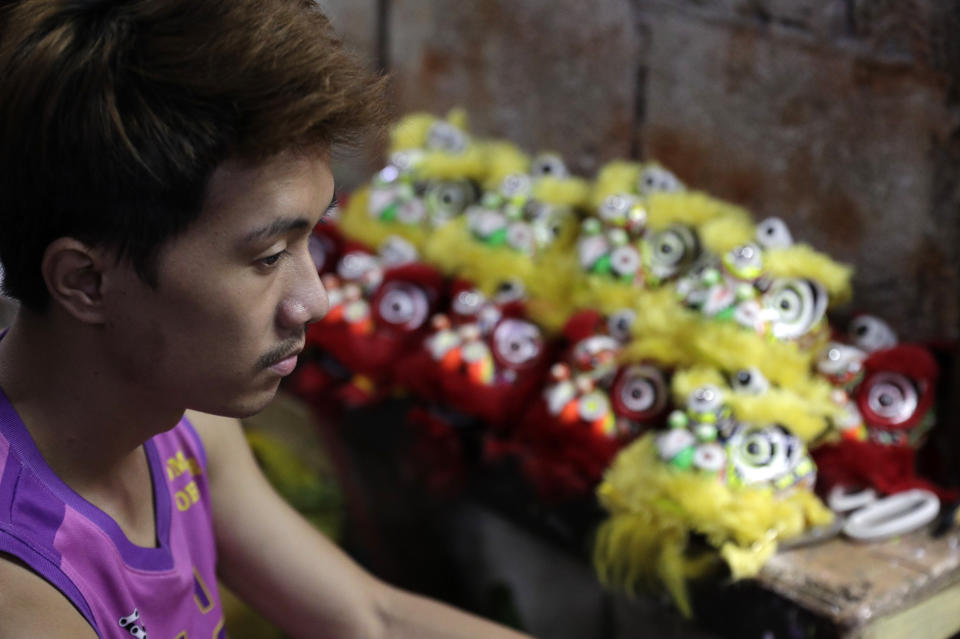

{"left": 758, "top": 529, "right": 960, "bottom": 632}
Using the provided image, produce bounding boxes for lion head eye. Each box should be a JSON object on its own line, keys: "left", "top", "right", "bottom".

{"left": 755, "top": 217, "right": 794, "bottom": 249}
{"left": 645, "top": 225, "right": 700, "bottom": 280}
{"left": 763, "top": 278, "right": 827, "bottom": 340}
{"left": 637, "top": 166, "right": 683, "bottom": 195}
{"left": 611, "top": 364, "right": 668, "bottom": 423}
{"left": 848, "top": 315, "right": 898, "bottom": 353}
{"left": 859, "top": 372, "right": 919, "bottom": 428}
{"left": 530, "top": 153, "right": 570, "bottom": 179}
{"left": 494, "top": 279, "right": 526, "bottom": 305}
{"left": 607, "top": 309, "right": 636, "bottom": 342}
{"left": 426, "top": 121, "right": 469, "bottom": 153}
{"left": 426, "top": 179, "right": 477, "bottom": 222}
{"left": 374, "top": 282, "right": 430, "bottom": 331}
{"left": 730, "top": 367, "right": 770, "bottom": 395}
{"left": 492, "top": 319, "right": 543, "bottom": 369}
{"left": 499, "top": 173, "right": 533, "bottom": 199}
{"left": 727, "top": 424, "right": 794, "bottom": 486}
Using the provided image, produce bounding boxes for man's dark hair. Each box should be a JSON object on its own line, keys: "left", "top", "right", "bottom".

{"left": 0, "top": 0, "right": 387, "bottom": 310}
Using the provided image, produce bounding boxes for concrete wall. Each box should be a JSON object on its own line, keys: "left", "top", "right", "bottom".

{"left": 319, "top": 0, "right": 960, "bottom": 342}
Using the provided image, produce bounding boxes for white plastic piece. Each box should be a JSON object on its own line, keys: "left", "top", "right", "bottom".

{"left": 828, "top": 485, "right": 878, "bottom": 514}
{"left": 843, "top": 489, "right": 940, "bottom": 541}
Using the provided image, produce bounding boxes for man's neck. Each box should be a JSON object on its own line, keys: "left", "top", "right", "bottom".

{"left": 0, "top": 309, "right": 184, "bottom": 490}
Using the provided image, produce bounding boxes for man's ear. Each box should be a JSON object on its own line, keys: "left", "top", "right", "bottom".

{"left": 41, "top": 238, "right": 111, "bottom": 324}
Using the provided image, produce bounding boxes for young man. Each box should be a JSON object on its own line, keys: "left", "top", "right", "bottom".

{"left": 0, "top": 2, "right": 532, "bottom": 637}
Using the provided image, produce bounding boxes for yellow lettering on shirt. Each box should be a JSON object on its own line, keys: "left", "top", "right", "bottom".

{"left": 175, "top": 480, "right": 201, "bottom": 512}
{"left": 166, "top": 450, "right": 203, "bottom": 481}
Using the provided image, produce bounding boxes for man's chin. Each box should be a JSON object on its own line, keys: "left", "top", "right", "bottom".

{"left": 193, "top": 385, "right": 281, "bottom": 420}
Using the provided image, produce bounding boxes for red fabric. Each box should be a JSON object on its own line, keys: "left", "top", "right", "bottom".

{"left": 813, "top": 440, "right": 958, "bottom": 502}
{"left": 494, "top": 399, "right": 626, "bottom": 501}
{"left": 562, "top": 309, "right": 605, "bottom": 344}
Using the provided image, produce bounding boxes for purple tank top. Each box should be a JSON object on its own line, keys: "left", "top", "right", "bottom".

{"left": 0, "top": 388, "right": 226, "bottom": 638}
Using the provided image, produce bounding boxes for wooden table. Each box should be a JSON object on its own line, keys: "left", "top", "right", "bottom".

{"left": 759, "top": 529, "right": 960, "bottom": 639}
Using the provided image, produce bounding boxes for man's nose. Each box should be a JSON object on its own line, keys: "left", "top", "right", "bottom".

{"left": 278, "top": 254, "right": 329, "bottom": 329}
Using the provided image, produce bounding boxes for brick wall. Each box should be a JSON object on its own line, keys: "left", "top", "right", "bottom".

{"left": 319, "top": 0, "right": 960, "bottom": 341}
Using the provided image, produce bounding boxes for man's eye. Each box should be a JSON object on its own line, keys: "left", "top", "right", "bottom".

{"left": 259, "top": 251, "right": 287, "bottom": 267}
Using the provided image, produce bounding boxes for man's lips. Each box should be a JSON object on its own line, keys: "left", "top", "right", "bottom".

{"left": 268, "top": 352, "right": 300, "bottom": 376}
{"left": 265, "top": 343, "right": 305, "bottom": 376}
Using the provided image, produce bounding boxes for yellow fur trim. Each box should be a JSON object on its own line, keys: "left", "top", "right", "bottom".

{"left": 646, "top": 191, "right": 753, "bottom": 233}
{"left": 668, "top": 365, "right": 840, "bottom": 441}
{"left": 533, "top": 176, "right": 591, "bottom": 209}
{"left": 339, "top": 187, "right": 430, "bottom": 252}
{"left": 414, "top": 146, "right": 489, "bottom": 181}
{"left": 688, "top": 320, "right": 814, "bottom": 389}
{"left": 389, "top": 112, "right": 439, "bottom": 152}
{"left": 524, "top": 253, "right": 581, "bottom": 335}
{"left": 389, "top": 109, "right": 470, "bottom": 153}
{"left": 699, "top": 215, "right": 757, "bottom": 256}
{"left": 591, "top": 161, "right": 643, "bottom": 209}
{"left": 670, "top": 367, "right": 726, "bottom": 403}
{"left": 728, "top": 388, "right": 837, "bottom": 442}
{"left": 764, "top": 244, "right": 854, "bottom": 305}
{"left": 480, "top": 141, "right": 531, "bottom": 191}
{"left": 595, "top": 435, "right": 833, "bottom": 615}
{"left": 423, "top": 217, "right": 533, "bottom": 286}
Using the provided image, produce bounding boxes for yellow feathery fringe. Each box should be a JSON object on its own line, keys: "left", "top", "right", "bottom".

{"left": 386, "top": 109, "right": 489, "bottom": 182}
{"left": 339, "top": 187, "right": 430, "bottom": 252}
{"left": 568, "top": 275, "right": 648, "bottom": 317}
{"left": 566, "top": 278, "right": 696, "bottom": 343}
{"left": 645, "top": 191, "right": 753, "bottom": 234}
{"left": 415, "top": 146, "right": 490, "bottom": 182}
{"left": 699, "top": 215, "right": 758, "bottom": 256}
{"left": 389, "top": 112, "right": 439, "bottom": 152}
{"left": 524, "top": 253, "right": 581, "bottom": 335}
{"left": 728, "top": 387, "right": 838, "bottom": 443}
{"left": 687, "top": 320, "right": 815, "bottom": 390}
{"left": 621, "top": 333, "right": 695, "bottom": 369}
{"left": 633, "top": 287, "right": 700, "bottom": 336}
{"left": 668, "top": 365, "right": 840, "bottom": 442}
{"left": 670, "top": 366, "right": 727, "bottom": 404}
{"left": 423, "top": 218, "right": 534, "bottom": 289}
{"left": 389, "top": 109, "right": 469, "bottom": 152}
{"left": 763, "top": 244, "right": 854, "bottom": 306}
{"left": 590, "top": 160, "right": 643, "bottom": 210}
{"left": 594, "top": 435, "right": 833, "bottom": 616}
{"left": 616, "top": 289, "right": 703, "bottom": 367}
{"left": 480, "top": 140, "right": 531, "bottom": 191}
{"left": 533, "top": 175, "right": 592, "bottom": 209}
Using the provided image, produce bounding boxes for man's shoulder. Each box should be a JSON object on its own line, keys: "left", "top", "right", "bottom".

{"left": 0, "top": 554, "right": 98, "bottom": 639}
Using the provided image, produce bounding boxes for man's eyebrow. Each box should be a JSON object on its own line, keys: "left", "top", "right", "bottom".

{"left": 241, "top": 191, "right": 338, "bottom": 243}
{"left": 242, "top": 217, "right": 312, "bottom": 244}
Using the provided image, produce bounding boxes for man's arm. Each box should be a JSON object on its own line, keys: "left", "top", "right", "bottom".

{"left": 0, "top": 555, "right": 99, "bottom": 639}
{"left": 187, "top": 410, "right": 533, "bottom": 639}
